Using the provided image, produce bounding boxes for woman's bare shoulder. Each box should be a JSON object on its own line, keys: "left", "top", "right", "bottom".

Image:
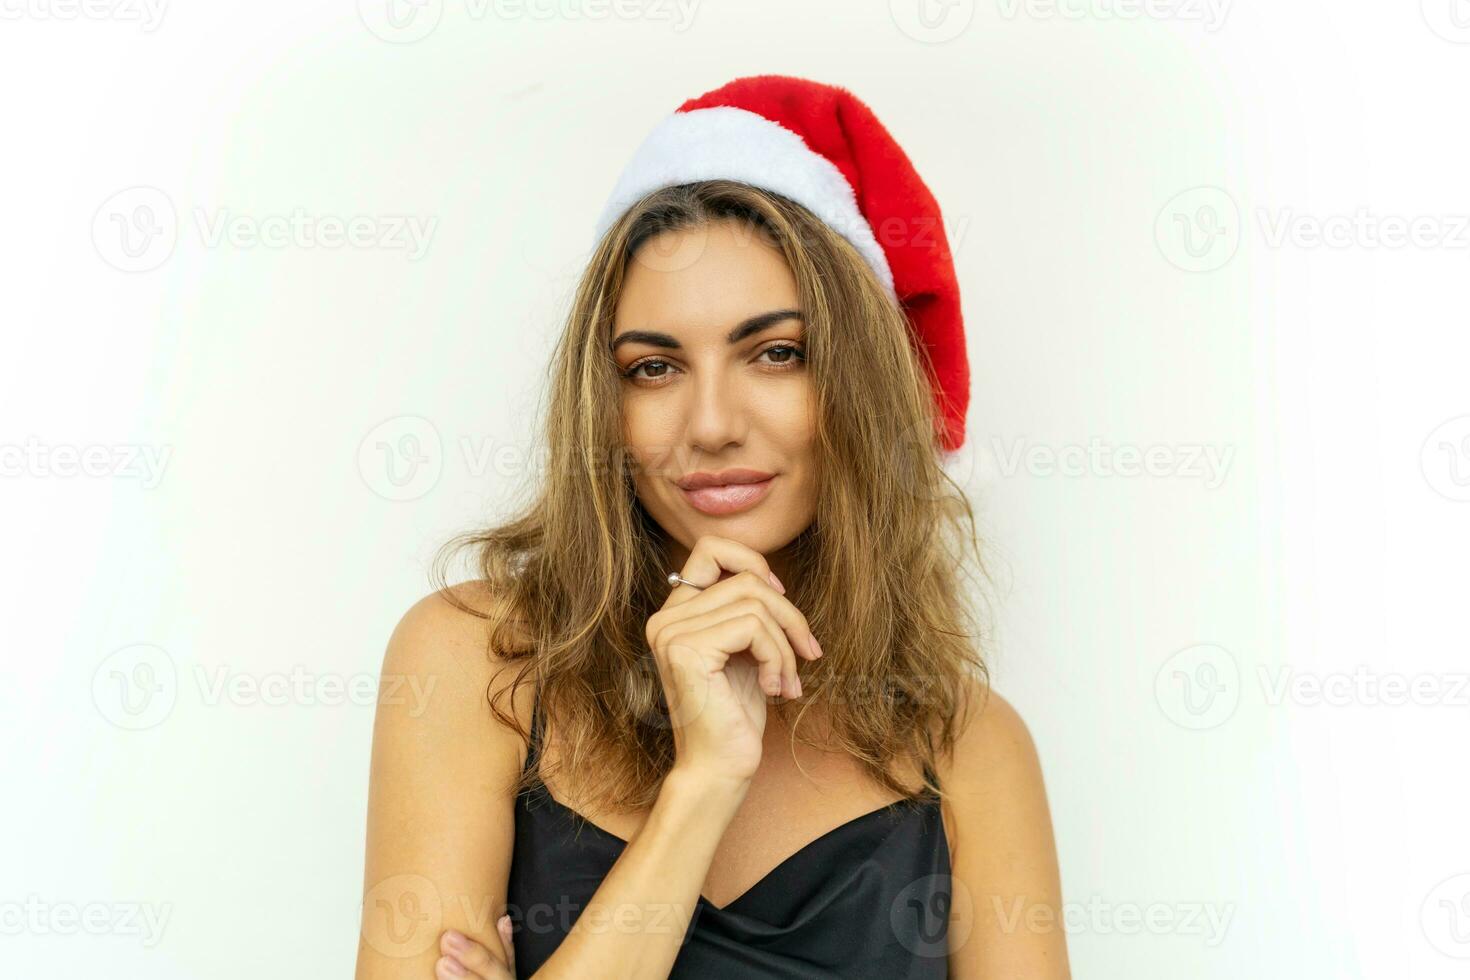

{"left": 384, "top": 579, "right": 528, "bottom": 681}
{"left": 376, "top": 579, "right": 534, "bottom": 756}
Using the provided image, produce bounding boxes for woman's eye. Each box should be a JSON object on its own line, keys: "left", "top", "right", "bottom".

{"left": 761, "top": 344, "right": 806, "bottom": 367}
{"left": 623, "top": 359, "right": 672, "bottom": 381}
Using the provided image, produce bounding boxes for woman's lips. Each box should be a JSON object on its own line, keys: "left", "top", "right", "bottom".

{"left": 679, "top": 476, "right": 775, "bottom": 516}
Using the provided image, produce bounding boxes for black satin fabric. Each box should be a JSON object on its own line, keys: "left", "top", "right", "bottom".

{"left": 505, "top": 690, "right": 952, "bottom": 978}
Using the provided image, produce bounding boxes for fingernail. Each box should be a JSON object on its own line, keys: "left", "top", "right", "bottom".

{"left": 766, "top": 676, "right": 781, "bottom": 696}
{"left": 768, "top": 571, "right": 786, "bottom": 594}
{"left": 793, "top": 677, "right": 803, "bottom": 698}
{"left": 444, "top": 930, "right": 468, "bottom": 952}
{"left": 439, "top": 957, "right": 467, "bottom": 978}
{"left": 809, "top": 635, "right": 823, "bottom": 659}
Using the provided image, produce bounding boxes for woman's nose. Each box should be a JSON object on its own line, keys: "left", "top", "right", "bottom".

{"left": 683, "top": 369, "right": 748, "bottom": 452}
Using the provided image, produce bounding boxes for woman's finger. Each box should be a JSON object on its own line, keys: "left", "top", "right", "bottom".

{"left": 496, "top": 914, "right": 516, "bottom": 976}
{"left": 671, "top": 612, "right": 792, "bottom": 701}
{"left": 659, "top": 595, "right": 802, "bottom": 699}
{"left": 438, "top": 928, "right": 508, "bottom": 979}
{"left": 657, "top": 567, "right": 822, "bottom": 680}
{"left": 668, "top": 535, "right": 781, "bottom": 603}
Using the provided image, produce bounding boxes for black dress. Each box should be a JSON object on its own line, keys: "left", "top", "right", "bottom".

{"left": 505, "top": 688, "right": 953, "bottom": 978}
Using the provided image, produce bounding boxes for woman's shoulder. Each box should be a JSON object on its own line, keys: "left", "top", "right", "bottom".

{"left": 384, "top": 580, "right": 529, "bottom": 675}
{"left": 938, "top": 675, "right": 1043, "bottom": 794}
{"left": 936, "top": 673, "right": 1059, "bottom": 894}
{"left": 377, "top": 580, "right": 533, "bottom": 749}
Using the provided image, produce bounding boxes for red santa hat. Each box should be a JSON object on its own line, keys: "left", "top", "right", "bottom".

{"left": 593, "top": 74, "right": 970, "bottom": 454}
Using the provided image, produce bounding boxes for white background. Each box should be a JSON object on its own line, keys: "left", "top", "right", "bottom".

{"left": 2, "top": 1, "right": 1468, "bottom": 977}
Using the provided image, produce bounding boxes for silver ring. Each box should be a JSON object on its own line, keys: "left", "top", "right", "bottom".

{"left": 666, "top": 572, "right": 703, "bottom": 590}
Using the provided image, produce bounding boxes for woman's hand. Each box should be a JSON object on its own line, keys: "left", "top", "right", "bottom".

{"left": 436, "top": 917, "right": 515, "bottom": 979}
{"left": 646, "top": 534, "right": 824, "bottom": 787}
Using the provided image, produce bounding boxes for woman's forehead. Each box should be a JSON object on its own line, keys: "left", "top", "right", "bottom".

{"left": 614, "top": 223, "right": 800, "bottom": 335}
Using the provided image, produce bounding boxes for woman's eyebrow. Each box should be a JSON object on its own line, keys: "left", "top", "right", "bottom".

{"left": 610, "top": 309, "right": 803, "bottom": 352}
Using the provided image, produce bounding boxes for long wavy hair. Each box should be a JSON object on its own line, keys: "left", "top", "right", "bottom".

{"left": 431, "top": 178, "right": 989, "bottom": 817}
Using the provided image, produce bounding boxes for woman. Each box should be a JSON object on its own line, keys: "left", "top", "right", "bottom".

{"left": 356, "top": 75, "right": 1069, "bottom": 979}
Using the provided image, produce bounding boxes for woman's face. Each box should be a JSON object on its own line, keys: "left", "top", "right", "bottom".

{"left": 612, "top": 218, "right": 818, "bottom": 559}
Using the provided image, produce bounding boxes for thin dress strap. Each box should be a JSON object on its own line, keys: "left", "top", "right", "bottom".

{"left": 523, "top": 684, "right": 543, "bottom": 780}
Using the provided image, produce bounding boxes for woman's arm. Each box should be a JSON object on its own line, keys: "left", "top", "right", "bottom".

{"left": 944, "top": 682, "right": 1072, "bottom": 979}
{"left": 354, "top": 585, "right": 526, "bottom": 978}
{"left": 354, "top": 583, "right": 750, "bottom": 980}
